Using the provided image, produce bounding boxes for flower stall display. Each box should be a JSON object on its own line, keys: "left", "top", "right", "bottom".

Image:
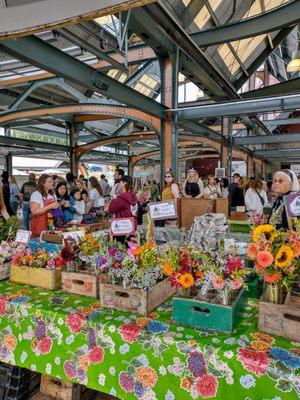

{"left": 247, "top": 224, "right": 300, "bottom": 341}
{"left": 0, "top": 241, "right": 24, "bottom": 280}
{"left": 10, "top": 247, "right": 67, "bottom": 290}
{"left": 99, "top": 240, "right": 175, "bottom": 315}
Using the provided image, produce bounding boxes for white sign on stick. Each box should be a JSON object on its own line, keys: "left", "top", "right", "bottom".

{"left": 109, "top": 218, "right": 135, "bottom": 236}
{"left": 15, "top": 230, "right": 31, "bottom": 246}
{"left": 148, "top": 201, "right": 177, "bottom": 220}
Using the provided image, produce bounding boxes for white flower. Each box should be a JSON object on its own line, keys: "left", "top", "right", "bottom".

{"left": 137, "top": 355, "right": 149, "bottom": 365}
{"left": 226, "top": 376, "right": 234, "bottom": 385}
{"left": 20, "top": 351, "right": 27, "bottom": 363}
{"left": 190, "top": 384, "right": 199, "bottom": 399}
{"left": 110, "top": 348, "right": 115, "bottom": 354}
{"left": 54, "top": 357, "right": 60, "bottom": 365}
{"left": 18, "top": 334, "right": 23, "bottom": 342}
{"left": 212, "top": 338, "right": 220, "bottom": 344}
{"left": 57, "top": 318, "right": 64, "bottom": 326}
{"left": 224, "top": 337, "right": 235, "bottom": 345}
{"left": 108, "top": 325, "right": 116, "bottom": 333}
{"left": 240, "top": 374, "right": 255, "bottom": 389}
{"left": 45, "top": 364, "right": 52, "bottom": 374}
{"left": 159, "top": 366, "right": 167, "bottom": 376}
{"left": 119, "top": 344, "right": 129, "bottom": 354}
{"left": 177, "top": 327, "right": 184, "bottom": 332}
{"left": 141, "top": 390, "right": 157, "bottom": 400}
{"left": 109, "top": 367, "right": 116, "bottom": 376}
{"left": 163, "top": 336, "right": 174, "bottom": 345}
{"left": 109, "top": 388, "right": 117, "bottom": 396}
{"left": 223, "top": 351, "right": 234, "bottom": 359}
{"left": 98, "top": 373, "right": 106, "bottom": 386}
{"left": 65, "top": 335, "right": 74, "bottom": 345}
{"left": 31, "top": 364, "right": 36, "bottom": 371}
{"left": 165, "top": 390, "right": 175, "bottom": 400}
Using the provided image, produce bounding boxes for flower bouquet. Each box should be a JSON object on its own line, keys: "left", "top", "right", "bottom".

{"left": 10, "top": 247, "right": 67, "bottom": 290}
{"left": 247, "top": 224, "right": 300, "bottom": 304}
{"left": 99, "top": 239, "right": 175, "bottom": 315}
{"left": 0, "top": 241, "right": 24, "bottom": 280}
{"left": 248, "top": 224, "right": 300, "bottom": 341}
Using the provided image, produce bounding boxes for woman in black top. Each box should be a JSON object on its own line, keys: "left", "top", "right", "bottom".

{"left": 183, "top": 169, "right": 204, "bottom": 198}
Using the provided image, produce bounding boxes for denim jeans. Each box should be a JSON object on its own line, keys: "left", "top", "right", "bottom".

{"left": 22, "top": 202, "right": 31, "bottom": 230}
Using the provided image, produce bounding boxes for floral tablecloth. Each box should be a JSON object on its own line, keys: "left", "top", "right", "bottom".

{"left": 0, "top": 280, "right": 299, "bottom": 400}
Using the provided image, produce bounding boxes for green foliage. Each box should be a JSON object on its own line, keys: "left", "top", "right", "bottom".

{"left": 0, "top": 216, "right": 19, "bottom": 242}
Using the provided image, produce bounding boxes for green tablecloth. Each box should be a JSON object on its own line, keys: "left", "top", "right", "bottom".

{"left": 0, "top": 280, "right": 299, "bottom": 400}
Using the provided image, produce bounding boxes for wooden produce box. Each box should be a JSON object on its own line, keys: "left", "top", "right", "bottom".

{"left": 41, "top": 231, "right": 63, "bottom": 244}
{"left": 68, "top": 221, "right": 109, "bottom": 233}
{"left": 230, "top": 211, "right": 248, "bottom": 221}
{"left": 0, "top": 262, "right": 10, "bottom": 280}
{"left": 258, "top": 291, "right": 300, "bottom": 342}
{"left": 215, "top": 198, "right": 229, "bottom": 218}
{"left": 179, "top": 198, "right": 215, "bottom": 229}
{"left": 99, "top": 278, "right": 175, "bottom": 315}
{"left": 10, "top": 264, "right": 62, "bottom": 290}
{"left": 173, "top": 289, "right": 247, "bottom": 332}
{"left": 40, "top": 376, "right": 81, "bottom": 400}
{"left": 61, "top": 271, "right": 98, "bottom": 298}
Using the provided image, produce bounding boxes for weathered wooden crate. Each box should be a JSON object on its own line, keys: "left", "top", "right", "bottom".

{"left": 10, "top": 264, "right": 62, "bottom": 290}
{"left": 258, "top": 291, "right": 300, "bottom": 342}
{"left": 61, "top": 271, "right": 98, "bottom": 298}
{"left": 230, "top": 211, "right": 248, "bottom": 222}
{"left": 0, "top": 262, "right": 10, "bottom": 280}
{"left": 41, "top": 231, "right": 63, "bottom": 244}
{"left": 40, "top": 376, "right": 81, "bottom": 400}
{"left": 99, "top": 278, "right": 175, "bottom": 315}
{"left": 173, "top": 289, "right": 248, "bottom": 332}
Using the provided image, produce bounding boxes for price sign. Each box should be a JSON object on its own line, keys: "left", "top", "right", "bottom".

{"left": 109, "top": 218, "right": 135, "bottom": 236}
{"left": 148, "top": 201, "right": 177, "bottom": 220}
{"left": 63, "top": 230, "right": 85, "bottom": 242}
{"left": 15, "top": 230, "right": 31, "bottom": 246}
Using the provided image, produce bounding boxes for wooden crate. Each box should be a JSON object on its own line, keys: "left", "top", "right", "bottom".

{"left": 173, "top": 289, "right": 247, "bottom": 332}
{"left": 230, "top": 211, "right": 248, "bottom": 221}
{"left": 0, "top": 262, "right": 10, "bottom": 280}
{"left": 61, "top": 271, "right": 98, "bottom": 298}
{"left": 41, "top": 231, "right": 63, "bottom": 244}
{"left": 215, "top": 198, "right": 229, "bottom": 218}
{"left": 40, "top": 376, "right": 81, "bottom": 400}
{"left": 179, "top": 198, "right": 215, "bottom": 228}
{"left": 99, "top": 278, "right": 175, "bottom": 315}
{"left": 10, "top": 264, "right": 62, "bottom": 290}
{"left": 258, "top": 291, "right": 300, "bottom": 342}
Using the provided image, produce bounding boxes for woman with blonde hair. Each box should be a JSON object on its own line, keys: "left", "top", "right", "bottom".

{"left": 183, "top": 168, "right": 204, "bottom": 198}
{"left": 203, "top": 175, "right": 222, "bottom": 199}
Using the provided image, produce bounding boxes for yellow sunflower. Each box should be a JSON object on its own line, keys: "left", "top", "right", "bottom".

{"left": 274, "top": 245, "right": 294, "bottom": 268}
{"left": 252, "top": 224, "right": 276, "bottom": 243}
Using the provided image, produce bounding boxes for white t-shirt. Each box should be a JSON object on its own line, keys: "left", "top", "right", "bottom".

{"left": 89, "top": 188, "right": 104, "bottom": 208}
{"left": 30, "top": 191, "right": 56, "bottom": 208}
{"left": 245, "top": 188, "right": 268, "bottom": 215}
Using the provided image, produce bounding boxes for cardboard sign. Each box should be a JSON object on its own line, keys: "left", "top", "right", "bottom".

{"left": 109, "top": 218, "right": 135, "bottom": 236}
{"left": 63, "top": 230, "right": 85, "bottom": 242}
{"left": 148, "top": 201, "right": 177, "bottom": 220}
{"left": 15, "top": 230, "right": 31, "bottom": 246}
{"left": 215, "top": 168, "right": 225, "bottom": 180}
{"left": 284, "top": 193, "right": 300, "bottom": 230}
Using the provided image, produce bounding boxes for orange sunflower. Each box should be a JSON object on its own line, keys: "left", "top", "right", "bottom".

{"left": 179, "top": 273, "right": 195, "bottom": 288}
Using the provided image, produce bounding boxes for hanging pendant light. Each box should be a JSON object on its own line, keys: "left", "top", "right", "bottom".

{"left": 287, "top": 25, "right": 300, "bottom": 72}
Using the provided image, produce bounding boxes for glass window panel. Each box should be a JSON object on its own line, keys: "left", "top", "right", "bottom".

{"left": 217, "top": 43, "right": 240, "bottom": 75}
{"left": 208, "top": 0, "right": 223, "bottom": 12}
{"left": 182, "top": 0, "right": 191, "bottom": 5}
{"left": 107, "top": 69, "right": 118, "bottom": 78}
{"left": 231, "top": 35, "right": 267, "bottom": 63}
{"left": 194, "top": 5, "right": 211, "bottom": 28}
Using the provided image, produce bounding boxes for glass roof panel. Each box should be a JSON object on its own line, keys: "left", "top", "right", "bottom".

{"left": 194, "top": 5, "right": 211, "bottom": 29}
{"left": 242, "top": 0, "right": 290, "bottom": 19}
{"left": 217, "top": 44, "right": 240, "bottom": 75}
{"left": 181, "top": 0, "right": 191, "bottom": 6}
{"left": 208, "top": 0, "right": 223, "bottom": 12}
{"left": 231, "top": 34, "right": 267, "bottom": 64}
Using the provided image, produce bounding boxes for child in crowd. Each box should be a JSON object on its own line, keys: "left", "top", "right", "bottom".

{"left": 70, "top": 189, "right": 86, "bottom": 221}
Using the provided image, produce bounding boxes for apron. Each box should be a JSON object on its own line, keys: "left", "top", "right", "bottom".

{"left": 31, "top": 198, "right": 54, "bottom": 238}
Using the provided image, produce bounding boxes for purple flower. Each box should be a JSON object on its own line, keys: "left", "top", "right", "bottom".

{"left": 119, "top": 372, "right": 134, "bottom": 393}
{"left": 97, "top": 257, "right": 107, "bottom": 266}
{"left": 134, "top": 383, "right": 144, "bottom": 397}
{"left": 114, "top": 251, "right": 124, "bottom": 261}
{"left": 63, "top": 361, "right": 76, "bottom": 379}
{"left": 88, "top": 328, "right": 96, "bottom": 349}
{"left": 146, "top": 321, "right": 168, "bottom": 334}
{"left": 76, "top": 369, "right": 86, "bottom": 383}
{"left": 108, "top": 247, "right": 117, "bottom": 257}
{"left": 34, "top": 319, "right": 46, "bottom": 341}
{"left": 187, "top": 351, "right": 206, "bottom": 378}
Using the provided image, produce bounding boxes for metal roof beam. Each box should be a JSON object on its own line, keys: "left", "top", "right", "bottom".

{"left": 253, "top": 148, "right": 300, "bottom": 157}
{"left": 173, "top": 93, "right": 300, "bottom": 120}
{"left": 234, "top": 133, "right": 300, "bottom": 145}
{"left": 265, "top": 118, "right": 300, "bottom": 126}
{"left": 191, "top": 1, "right": 300, "bottom": 47}
{"left": 242, "top": 77, "right": 300, "bottom": 99}
{"left": 0, "top": 35, "right": 166, "bottom": 119}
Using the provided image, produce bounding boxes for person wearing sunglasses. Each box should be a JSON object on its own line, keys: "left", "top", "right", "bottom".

{"left": 269, "top": 169, "right": 299, "bottom": 229}
{"left": 161, "top": 171, "right": 180, "bottom": 225}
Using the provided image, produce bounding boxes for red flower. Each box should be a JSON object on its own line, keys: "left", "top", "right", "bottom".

{"left": 238, "top": 348, "right": 269, "bottom": 376}
{"left": 226, "top": 257, "right": 243, "bottom": 275}
{"left": 88, "top": 346, "right": 104, "bottom": 364}
{"left": 119, "top": 323, "right": 141, "bottom": 343}
{"left": 0, "top": 298, "right": 7, "bottom": 316}
{"left": 66, "top": 313, "right": 84, "bottom": 333}
{"left": 196, "top": 374, "right": 218, "bottom": 398}
{"left": 54, "top": 256, "right": 66, "bottom": 267}
{"left": 38, "top": 337, "right": 52, "bottom": 354}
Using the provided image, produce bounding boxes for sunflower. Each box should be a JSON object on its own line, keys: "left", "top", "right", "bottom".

{"left": 252, "top": 224, "right": 276, "bottom": 243}
{"left": 179, "top": 273, "right": 195, "bottom": 288}
{"left": 264, "top": 270, "right": 282, "bottom": 284}
{"left": 274, "top": 245, "right": 294, "bottom": 268}
{"left": 162, "top": 263, "right": 174, "bottom": 277}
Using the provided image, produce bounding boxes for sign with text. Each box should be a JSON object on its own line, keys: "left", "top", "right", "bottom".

{"left": 148, "top": 201, "right": 177, "bottom": 220}
{"left": 15, "top": 230, "right": 31, "bottom": 246}
{"left": 63, "top": 230, "right": 85, "bottom": 242}
{"left": 109, "top": 218, "right": 135, "bottom": 236}
{"left": 284, "top": 193, "right": 300, "bottom": 230}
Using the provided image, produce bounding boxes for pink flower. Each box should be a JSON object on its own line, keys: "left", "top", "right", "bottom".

{"left": 226, "top": 257, "right": 243, "bottom": 275}
{"left": 119, "top": 372, "right": 134, "bottom": 393}
{"left": 212, "top": 276, "right": 225, "bottom": 290}
{"left": 238, "top": 348, "right": 269, "bottom": 376}
{"left": 88, "top": 346, "right": 104, "bottom": 364}
{"left": 230, "top": 279, "right": 243, "bottom": 290}
{"left": 119, "top": 323, "right": 141, "bottom": 343}
{"left": 196, "top": 374, "right": 218, "bottom": 398}
{"left": 256, "top": 251, "right": 273, "bottom": 268}
{"left": 66, "top": 313, "right": 84, "bottom": 333}
{"left": 63, "top": 361, "right": 76, "bottom": 379}
{"left": 46, "top": 259, "right": 55, "bottom": 269}
{"left": 0, "top": 298, "right": 7, "bottom": 316}
{"left": 38, "top": 337, "right": 52, "bottom": 354}
{"left": 289, "top": 231, "right": 298, "bottom": 243}
{"left": 11, "top": 252, "right": 22, "bottom": 265}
